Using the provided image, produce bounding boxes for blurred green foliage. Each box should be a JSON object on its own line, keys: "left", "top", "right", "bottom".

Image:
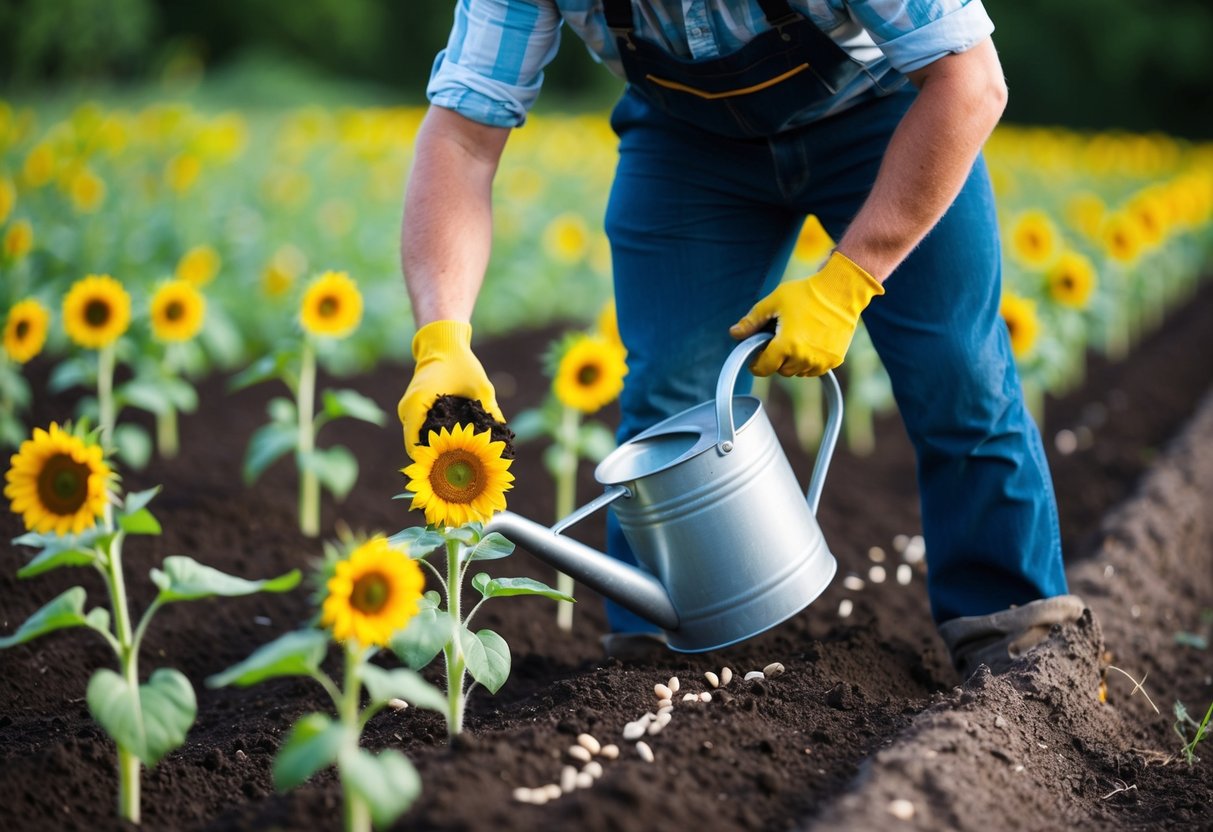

{"left": 0, "top": 0, "right": 1210, "bottom": 136}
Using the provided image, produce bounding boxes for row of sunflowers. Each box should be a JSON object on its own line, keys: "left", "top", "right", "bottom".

{"left": 2, "top": 99, "right": 1213, "bottom": 462}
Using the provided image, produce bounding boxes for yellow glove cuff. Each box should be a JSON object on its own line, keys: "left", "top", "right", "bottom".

{"left": 814, "top": 250, "right": 885, "bottom": 313}
{"left": 412, "top": 320, "right": 472, "bottom": 360}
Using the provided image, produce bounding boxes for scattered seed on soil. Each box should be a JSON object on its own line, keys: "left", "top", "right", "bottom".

{"left": 720, "top": 667, "right": 733, "bottom": 686}
{"left": 682, "top": 693, "right": 699, "bottom": 702}
{"left": 648, "top": 714, "right": 671, "bottom": 735}
{"left": 656, "top": 698, "right": 673, "bottom": 709}
{"left": 668, "top": 676, "right": 680, "bottom": 693}
{"left": 699, "top": 692, "right": 712, "bottom": 702}
{"left": 896, "top": 564, "right": 913, "bottom": 585}
{"left": 868, "top": 565, "right": 887, "bottom": 583}
{"left": 600, "top": 744, "right": 620, "bottom": 760}
{"left": 839, "top": 599, "right": 854, "bottom": 618}
{"left": 584, "top": 761, "right": 604, "bottom": 779}
{"left": 513, "top": 787, "right": 534, "bottom": 804}
{"left": 253, "top": 616, "right": 272, "bottom": 626}
{"left": 1055, "top": 428, "right": 1078, "bottom": 455}
{"left": 623, "top": 721, "right": 647, "bottom": 741}
{"left": 577, "top": 733, "right": 601, "bottom": 755}
{"left": 892, "top": 534, "right": 909, "bottom": 552}
{"left": 705, "top": 671, "right": 720, "bottom": 688}
{"left": 869, "top": 545, "right": 887, "bottom": 562}
{"left": 542, "top": 784, "right": 563, "bottom": 801}
{"left": 387, "top": 698, "right": 408, "bottom": 711}
{"left": 530, "top": 789, "right": 550, "bottom": 806}
{"left": 763, "top": 662, "right": 785, "bottom": 678}
{"left": 843, "top": 575, "right": 865, "bottom": 591}
{"left": 637, "top": 741, "right": 654, "bottom": 763}
{"left": 887, "top": 799, "right": 915, "bottom": 820}
{"left": 744, "top": 671, "right": 765, "bottom": 682}
{"left": 235, "top": 749, "right": 247, "bottom": 761}
{"left": 575, "top": 772, "right": 594, "bottom": 789}
{"left": 561, "top": 766, "right": 578, "bottom": 793}
{"left": 657, "top": 705, "right": 673, "bottom": 716}
{"left": 654, "top": 683, "right": 673, "bottom": 700}
{"left": 568, "top": 745, "right": 592, "bottom": 763}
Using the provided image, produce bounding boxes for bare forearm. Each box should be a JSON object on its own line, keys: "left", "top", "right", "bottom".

{"left": 401, "top": 106, "right": 510, "bottom": 326}
{"left": 836, "top": 38, "right": 1008, "bottom": 281}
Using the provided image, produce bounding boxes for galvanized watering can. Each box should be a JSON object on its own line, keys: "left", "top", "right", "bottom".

{"left": 486, "top": 332, "right": 841, "bottom": 652}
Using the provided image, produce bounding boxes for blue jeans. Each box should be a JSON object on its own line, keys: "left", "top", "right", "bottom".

{"left": 600, "top": 87, "right": 1068, "bottom": 630}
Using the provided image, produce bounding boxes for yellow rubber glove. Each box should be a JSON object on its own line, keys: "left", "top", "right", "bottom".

{"left": 729, "top": 250, "right": 885, "bottom": 377}
{"left": 398, "top": 320, "right": 505, "bottom": 459}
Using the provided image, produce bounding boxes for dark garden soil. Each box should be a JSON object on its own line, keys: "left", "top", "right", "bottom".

{"left": 3, "top": 284, "right": 1213, "bottom": 831}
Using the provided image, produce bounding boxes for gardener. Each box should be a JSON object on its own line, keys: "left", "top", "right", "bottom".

{"left": 397, "top": 0, "right": 1085, "bottom": 676}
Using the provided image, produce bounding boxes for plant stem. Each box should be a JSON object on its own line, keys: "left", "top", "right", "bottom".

{"left": 104, "top": 532, "right": 142, "bottom": 824}
{"left": 442, "top": 538, "right": 465, "bottom": 737}
{"left": 156, "top": 407, "right": 179, "bottom": 459}
{"left": 98, "top": 343, "right": 116, "bottom": 447}
{"left": 340, "top": 645, "right": 371, "bottom": 832}
{"left": 554, "top": 406, "right": 579, "bottom": 631}
{"left": 298, "top": 341, "right": 320, "bottom": 537}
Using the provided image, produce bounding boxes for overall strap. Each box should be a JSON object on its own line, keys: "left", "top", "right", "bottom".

{"left": 603, "top": 0, "right": 802, "bottom": 35}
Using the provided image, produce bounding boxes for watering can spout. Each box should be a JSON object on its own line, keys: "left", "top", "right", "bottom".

{"left": 485, "top": 510, "right": 680, "bottom": 632}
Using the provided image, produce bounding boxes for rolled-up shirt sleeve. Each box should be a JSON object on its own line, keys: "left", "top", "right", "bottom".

{"left": 847, "top": 0, "right": 995, "bottom": 74}
{"left": 427, "top": 0, "right": 563, "bottom": 128}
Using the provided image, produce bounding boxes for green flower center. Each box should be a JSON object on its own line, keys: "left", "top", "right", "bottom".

{"left": 577, "top": 362, "right": 601, "bottom": 387}
{"left": 430, "top": 449, "right": 484, "bottom": 504}
{"left": 351, "top": 571, "right": 390, "bottom": 615}
{"left": 37, "top": 453, "right": 90, "bottom": 515}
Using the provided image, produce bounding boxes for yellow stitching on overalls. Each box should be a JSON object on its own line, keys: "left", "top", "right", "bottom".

{"left": 643, "top": 63, "right": 811, "bottom": 99}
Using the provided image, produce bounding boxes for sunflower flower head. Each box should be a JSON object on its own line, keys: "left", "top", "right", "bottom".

{"left": 552, "top": 333, "right": 628, "bottom": 414}
{"left": 3, "top": 218, "right": 34, "bottom": 261}
{"left": 403, "top": 423, "right": 514, "bottom": 528}
{"left": 5, "top": 422, "right": 112, "bottom": 535}
{"left": 1008, "top": 209, "right": 1060, "bottom": 270}
{"left": 1101, "top": 212, "right": 1143, "bottom": 265}
{"left": 320, "top": 536, "right": 426, "bottom": 649}
{"left": 1045, "top": 251, "right": 1097, "bottom": 310}
{"left": 68, "top": 166, "right": 106, "bottom": 214}
{"left": 3, "top": 298, "right": 51, "bottom": 364}
{"left": 542, "top": 212, "right": 591, "bottom": 265}
{"left": 0, "top": 175, "right": 15, "bottom": 225}
{"left": 150, "top": 279, "right": 207, "bottom": 342}
{"left": 300, "top": 270, "right": 363, "bottom": 339}
{"left": 63, "top": 274, "right": 131, "bottom": 350}
{"left": 176, "top": 244, "right": 221, "bottom": 287}
{"left": 595, "top": 300, "right": 625, "bottom": 353}
{"left": 1000, "top": 292, "right": 1040, "bottom": 360}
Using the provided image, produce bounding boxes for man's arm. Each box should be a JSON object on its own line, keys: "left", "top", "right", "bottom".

{"left": 401, "top": 105, "right": 512, "bottom": 325}
{"left": 835, "top": 37, "right": 1008, "bottom": 281}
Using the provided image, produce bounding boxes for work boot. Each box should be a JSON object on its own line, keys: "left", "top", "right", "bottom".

{"left": 938, "top": 595, "right": 1086, "bottom": 678}
{"left": 601, "top": 631, "right": 669, "bottom": 662}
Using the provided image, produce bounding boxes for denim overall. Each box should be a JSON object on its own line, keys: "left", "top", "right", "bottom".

{"left": 598, "top": 0, "right": 1069, "bottom": 632}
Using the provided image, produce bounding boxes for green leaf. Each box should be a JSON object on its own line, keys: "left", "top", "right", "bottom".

{"left": 322, "top": 389, "right": 387, "bottom": 427}
{"left": 119, "top": 507, "right": 162, "bottom": 536}
{"left": 339, "top": 748, "right": 421, "bottom": 829}
{"left": 505, "top": 407, "right": 551, "bottom": 443}
{"left": 0, "top": 587, "right": 93, "bottom": 648}
{"left": 460, "top": 627, "right": 511, "bottom": 694}
{"left": 272, "top": 712, "right": 346, "bottom": 791}
{"left": 228, "top": 350, "right": 294, "bottom": 392}
{"left": 200, "top": 304, "right": 246, "bottom": 370}
{"left": 387, "top": 526, "right": 446, "bottom": 557}
{"left": 267, "top": 396, "right": 297, "bottom": 425}
{"left": 124, "top": 486, "right": 161, "bottom": 514}
{"left": 150, "top": 556, "right": 301, "bottom": 604}
{"left": 17, "top": 543, "right": 100, "bottom": 579}
{"left": 577, "top": 422, "right": 617, "bottom": 462}
{"left": 113, "top": 423, "right": 152, "bottom": 471}
{"left": 87, "top": 667, "right": 197, "bottom": 765}
{"left": 206, "top": 630, "right": 330, "bottom": 688}
{"left": 475, "top": 575, "right": 575, "bottom": 603}
{"left": 444, "top": 524, "right": 481, "bottom": 545}
{"left": 465, "top": 532, "right": 514, "bottom": 562}
{"left": 160, "top": 377, "right": 199, "bottom": 413}
{"left": 299, "top": 446, "right": 358, "bottom": 501}
{"left": 243, "top": 421, "right": 298, "bottom": 485}
{"left": 471, "top": 572, "right": 491, "bottom": 596}
{"left": 542, "top": 444, "right": 565, "bottom": 480}
{"left": 47, "top": 355, "right": 94, "bottom": 393}
{"left": 388, "top": 608, "right": 451, "bottom": 672}
{"left": 116, "top": 377, "right": 174, "bottom": 416}
{"left": 361, "top": 664, "right": 448, "bottom": 712}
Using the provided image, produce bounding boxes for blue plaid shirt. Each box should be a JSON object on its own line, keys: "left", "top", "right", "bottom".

{"left": 428, "top": 0, "right": 994, "bottom": 128}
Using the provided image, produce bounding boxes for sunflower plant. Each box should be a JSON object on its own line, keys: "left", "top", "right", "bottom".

{"left": 231, "top": 270, "right": 386, "bottom": 537}
{"left": 0, "top": 421, "right": 301, "bottom": 825}
{"left": 392, "top": 420, "right": 572, "bottom": 736}
{"left": 509, "top": 322, "right": 625, "bottom": 630}
{"left": 208, "top": 534, "right": 442, "bottom": 832}
{"left": 1, "top": 298, "right": 51, "bottom": 448}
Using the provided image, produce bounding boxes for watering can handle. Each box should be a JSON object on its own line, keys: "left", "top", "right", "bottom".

{"left": 715, "top": 332, "right": 843, "bottom": 515}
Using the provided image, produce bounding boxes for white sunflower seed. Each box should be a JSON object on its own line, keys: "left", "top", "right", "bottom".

{"left": 682, "top": 693, "right": 699, "bottom": 702}
{"left": 763, "top": 662, "right": 785, "bottom": 678}
{"left": 869, "top": 545, "right": 888, "bottom": 563}
{"left": 561, "top": 766, "right": 578, "bottom": 793}
{"left": 584, "top": 760, "right": 604, "bottom": 779}
{"left": 896, "top": 564, "right": 913, "bottom": 585}
{"left": 720, "top": 667, "right": 733, "bottom": 686}
{"left": 657, "top": 705, "right": 673, "bottom": 716}
{"left": 654, "top": 683, "right": 672, "bottom": 700}
{"left": 575, "top": 772, "right": 594, "bottom": 789}
{"left": 600, "top": 744, "right": 620, "bottom": 760}
{"left": 623, "top": 721, "right": 647, "bottom": 741}
{"left": 656, "top": 698, "right": 673, "bottom": 709}
{"left": 843, "top": 575, "right": 865, "bottom": 591}
{"left": 568, "top": 745, "right": 592, "bottom": 763}
{"left": 577, "top": 733, "right": 601, "bottom": 755}
{"left": 704, "top": 671, "right": 720, "bottom": 688}
{"left": 513, "top": 787, "right": 534, "bottom": 804}
{"left": 839, "top": 599, "right": 854, "bottom": 618}
{"left": 667, "top": 676, "right": 680, "bottom": 694}
{"left": 636, "top": 741, "right": 654, "bottom": 763}
{"left": 387, "top": 698, "right": 409, "bottom": 711}
{"left": 744, "top": 671, "right": 765, "bottom": 682}
{"left": 699, "top": 691, "right": 712, "bottom": 702}
{"left": 887, "top": 799, "right": 915, "bottom": 820}
{"left": 542, "top": 783, "right": 563, "bottom": 801}
{"left": 868, "top": 565, "right": 887, "bottom": 584}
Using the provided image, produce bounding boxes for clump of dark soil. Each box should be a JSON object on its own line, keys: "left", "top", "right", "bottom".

{"left": 418, "top": 394, "right": 517, "bottom": 458}
{"left": 1, "top": 284, "right": 1212, "bottom": 831}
